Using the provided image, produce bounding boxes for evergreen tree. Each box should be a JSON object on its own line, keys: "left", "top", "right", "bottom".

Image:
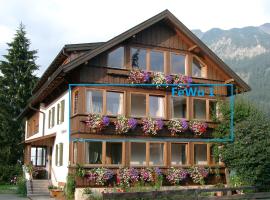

{"left": 0, "top": 23, "right": 39, "bottom": 171}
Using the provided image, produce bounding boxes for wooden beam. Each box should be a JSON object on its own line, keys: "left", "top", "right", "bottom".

{"left": 188, "top": 45, "right": 197, "bottom": 51}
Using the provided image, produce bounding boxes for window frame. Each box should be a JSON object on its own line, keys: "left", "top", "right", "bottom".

{"left": 130, "top": 47, "right": 147, "bottom": 70}
{"left": 55, "top": 143, "right": 63, "bottom": 167}
{"left": 129, "top": 92, "right": 166, "bottom": 119}
{"left": 31, "top": 146, "right": 47, "bottom": 167}
{"left": 191, "top": 56, "right": 207, "bottom": 78}
{"left": 149, "top": 49, "right": 165, "bottom": 73}
{"left": 192, "top": 98, "right": 207, "bottom": 121}
{"left": 85, "top": 88, "right": 125, "bottom": 116}
{"left": 193, "top": 143, "right": 209, "bottom": 166}
{"left": 170, "top": 52, "right": 186, "bottom": 75}
{"left": 107, "top": 46, "right": 125, "bottom": 69}
{"left": 170, "top": 95, "right": 187, "bottom": 119}
{"left": 73, "top": 89, "right": 79, "bottom": 115}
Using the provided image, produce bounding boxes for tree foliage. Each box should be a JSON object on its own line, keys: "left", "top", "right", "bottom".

{"left": 0, "top": 23, "right": 38, "bottom": 176}
{"left": 215, "top": 98, "right": 270, "bottom": 186}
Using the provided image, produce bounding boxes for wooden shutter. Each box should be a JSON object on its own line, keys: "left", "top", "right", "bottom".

{"left": 61, "top": 100, "right": 65, "bottom": 123}
{"left": 57, "top": 103, "right": 60, "bottom": 125}
{"left": 55, "top": 144, "right": 58, "bottom": 166}
{"left": 59, "top": 143, "right": 63, "bottom": 166}
{"left": 48, "top": 110, "right": 51, "bottom": 128}
{"left": 52, "top": 107, "right": 55, "bottom": 127}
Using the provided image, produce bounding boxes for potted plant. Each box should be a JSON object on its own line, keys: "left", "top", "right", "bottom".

{"left": 214, "top": 183, "right": 225, "bottom": 196}
{"left": 48, "top": 185, "right": 61, "bottom": 198}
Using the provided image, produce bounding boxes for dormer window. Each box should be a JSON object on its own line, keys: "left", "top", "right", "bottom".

{"left": 131, "top": 48, "right": 146, "bottom": 70}
{"left": 107, "top": 47, "right": 124, "bottom": 69}
{"left": 192, "top": 57, "right": 206, "bottom": 78}
{"left": 171, "top": 53, "right": 185, "bottom": 75}
{"left": 150, "top": 50, "right": 164, "bottom": 72}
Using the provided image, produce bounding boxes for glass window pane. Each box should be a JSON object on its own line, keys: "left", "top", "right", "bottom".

{"left": 171, "top": 53, "right": 185, "bottom": 74}
{"left": 85, "top": 142, "right": 102, "bottom": 164}
{"left": 86, "top": 90, "right": 103, "bottom": 113}
{"left": 106, "top": 92, "right": 123, "bottom": 115}
{"left": 171, "top": 143, "right": 187, "bottom": 165}
{"left": 130, "top": 143, "right": 146, "bottom": 166}
{"left": 149, "top": 96, "right": 165, "bottom": 118}
{"left": 131, "top": 48, "right": 146, "bottom": 70}
{"left": 171, "top": 96, "right": 186, "bottom": 118}
{"left": 149, "top": 143, "right": 164, "bottom": 166}
{"left": 150, "top": 51, "right": 164, "bottom": 72}
{"left": 73, "top": 142, "right": 78, "bottom": 164}
{"left": 31, "top": 148, "right": 36, "bottom": 165}
{"left": 210, "top": 101, "right": 217, "bottom": 120}
{"left": 106, "top": 142, "right": 122, "bottom": 164}
{"left": 194, "top": 144, "right": 207, "bottom": 165}
{"left": 194, "top": 99, "right": 206, "bottom": 119}
{"left": 131, "top": 94, "right": 146, "bottom": 117}
{"left": 108, "top": 47, "right": 124, "bottom": 68}
{"left": 192, "top": 58, "right": 203, "bottom": 77}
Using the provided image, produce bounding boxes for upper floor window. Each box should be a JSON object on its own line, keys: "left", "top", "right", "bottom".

{"left": 171, "top": 96, "right": 186, "bottom": 118}
{"left": 192, "top": 57, "right": 205, "bottom": 78}
{"left": 106, "top": 92, "right": 124, "bottom": 115}
{"left": 150, "top": 50, "right": 164, "bottom": 72}
{"left": 86, "top": 90, "right": 103, "bottom": 114}
{"left": 171, "top": 53, "right": 185, "bottom": 75}
{"left": 48, "top": 107, "right": 55, "bottom": 128}
{"left": 131, "top": 93, "right": 146, "bottom": 117}
{"left": 131, "top": 48, "right": 146, "bottom": 70}
{"left": 193, "top": 99, "right": 206, "bottom": 120}
{"left": 73, "top": 91, "right": 79, "bottom": 114}
{"left": 149, "top": 143, "right": 164, "bottom": 166}
{"left": 107, "top": 47, "right": 124, "bottom": 69}
{"left": 149, "top": 96, "right": 165, "bottom": 118}
{"left": 57, "top": 100, "right": 65, "bottom": 124}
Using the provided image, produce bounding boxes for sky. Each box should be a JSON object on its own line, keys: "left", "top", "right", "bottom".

{"left": 0, "top": 0, "right": 270, "bottom": 76}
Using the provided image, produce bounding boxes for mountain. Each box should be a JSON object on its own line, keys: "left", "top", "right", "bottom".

{"left": 193, "top": 24, "right": 270, "bottom": 115}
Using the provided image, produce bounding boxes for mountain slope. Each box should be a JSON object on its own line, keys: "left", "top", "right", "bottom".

{"left": 193, "top": 24, "right": 270, "bottom": 115}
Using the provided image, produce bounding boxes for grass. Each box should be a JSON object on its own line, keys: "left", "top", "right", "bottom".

{"left": 0, "top": 184, "right": 18, "bottom": 194}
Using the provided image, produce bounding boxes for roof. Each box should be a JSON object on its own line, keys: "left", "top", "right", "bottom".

{"left": 21, "top": 9, "right": 250, "bottom": 118}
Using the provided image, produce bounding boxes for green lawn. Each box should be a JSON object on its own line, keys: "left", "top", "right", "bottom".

{"left": 0, "top": 184, "right": 18, "bottom": 194}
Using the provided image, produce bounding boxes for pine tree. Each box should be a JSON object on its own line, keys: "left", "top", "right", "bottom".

{"left": 0, "top": 23, "right": 39, "bottom": 167}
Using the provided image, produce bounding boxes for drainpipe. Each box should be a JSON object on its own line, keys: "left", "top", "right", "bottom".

{"left": 29, "top": 104, "right": 46, "bottom": 136}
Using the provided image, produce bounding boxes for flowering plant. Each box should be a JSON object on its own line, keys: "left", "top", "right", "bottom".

{"left": 114, "top": 116, "right": 137, "bottom": 134}
{"left": 86, "top": 114, "right": 110, "bottom": 132}
{"left": 152, "top": 72, "right": 166, "bottom": 87}
{"left": 10, "top": 176, "right": 17, "bottom": 185}
{"left": 166, "top": 167, "right": 188, "bottom": 185}
{"left": 140, "top": 168, "right": 154, "bottom": 183}
{"left": 118, "top": 168, "right": 139, "bottom": 188}
{"left": 128, "top": 69, "right": 150, "bottom": 84}
{"left": 188, "top": 166, "right": 209, "bottom": 185}
{"left": 189, "top": 120, "right": 208, "bottom": 135}
{"left": 168, "top": 119, "right": 189, "bottom": 135}
{"left": 87, "top": 168, "right": 114, "bottom": 186}
{"left": 173, "top": 74, "right": 192, "bottom": 86}
{"left": 142, "top": 118, "right": 164, "bottom": 135}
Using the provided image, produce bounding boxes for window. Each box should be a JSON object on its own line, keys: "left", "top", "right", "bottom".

{"left": 86, "top": 90, "right": 103, "bottom": 114}
{"left": 73, "top": 142, "right": 78, "bottom": 164}
{"left": 106, "top": 92, "right": 124, "bottom": 115}
{"left": 171, "top": 143, "right": 187, "bottom": 165}
{"left": 73, "top": 91, "right": 79, "bottom": 114}
{"left": 149, "top": 143, "right": 164, "bottom": 166}
{"left": 194, "top": 99, "right": 206, "bottom": 120}
{"left": 55, "top": 143, "right": 63, "bottom": 166}
{"left": 171, "top": 96, "right": 186, "bottom": 118}
{"left": 130, "top": 143, "right": 146, "bottom": 166}
{"left": 150, "top": 50, "right": 164, "bottom": 72}
{"left": 48, "top": 107, "right": 55, "bottom": 128}
{"left": 31, "top": 147, "right": 46, "bottom": 166}
{"left": 209, "top": 101, "right": 218, "bottom": 120}
{"left": 131, "top": 93, "right": 146, "bottom": 117}
{"left": 194, "top": 144, "right": 207, "bottom": 165}
{"left": 107, "top": 47, "right": 124, "bottom": 68}
{"left": 85, "top": 141, "right": 102, "bottom": 164}
{"left": 171, "top": 53, "right": 185, "bottom": 74}
{"left": 192, "top": 58, "right": 205, "bottom": 77}
{"left": 149, "top": 96, "right": 165, "bottom": 118}
{"left": 131, "top": 48, "right": 146, "bottom": 70}
{"left": 106, "top": 142, "right": 122, "bottom": 165}
{"left": 57, "top": 100, "right": 65, "bottom": 124}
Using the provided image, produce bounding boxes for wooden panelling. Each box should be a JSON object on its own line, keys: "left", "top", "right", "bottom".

{"left": 27, "top": 112, "right": 39, "bottom": 138}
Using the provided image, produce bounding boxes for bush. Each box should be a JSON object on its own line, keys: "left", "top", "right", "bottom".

{"left": 0, "top": 164, "right": 22, "bottom": 184}
{"left": 17, "top": 176, "right": 27, "bottom": 197}
{"left": 64, "top": 174, "right": 75, "bottom": 200}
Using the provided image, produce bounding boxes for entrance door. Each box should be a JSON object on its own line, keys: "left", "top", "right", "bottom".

{"left": 47, "top": 147, "right": 52, "bottom": 179}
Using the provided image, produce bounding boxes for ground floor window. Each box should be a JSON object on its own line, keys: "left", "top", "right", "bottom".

{"left": 171, "top": 143, "right": 187, "bottom": 165}
{"left": 85, "top": 141, "right": 102, "bottom": 164}
{"left": 106, "top": 142, "right": 122, "bottom": 164}
{"left": 149, "top": 143, "right": 164, "bottom": 166}
{"left": 194, "top": 144, "right": 207, "bottom": 165}
{"left": 31, "top": 147, "right": 46, "bottom": 167}
{"left": 130, "top": 142, "right": 146, "bottom": 166}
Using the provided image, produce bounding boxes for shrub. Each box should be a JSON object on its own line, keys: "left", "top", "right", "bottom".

{"left": 0, "top": 164, "right": 22, "bottom": 184}
{"left": 64, "top": 175, "right": 76, "bottom": 200}
{"left": 17, "top": 176, "right": 27, "bottom": 197}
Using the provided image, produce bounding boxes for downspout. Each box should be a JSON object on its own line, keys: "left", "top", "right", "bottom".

{"left": 29, "top": 104, "right": 46, "bottom": 136}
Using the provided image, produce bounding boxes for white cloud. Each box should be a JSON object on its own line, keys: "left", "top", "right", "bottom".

{"left": 0, "top": 0, "right": 269, "bottom": 76}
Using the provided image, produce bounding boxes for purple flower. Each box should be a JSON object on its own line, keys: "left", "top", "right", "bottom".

{"left": 187, "top": 77, "right": 192, "bottom": 83}
{"left": 181, "top": 119, "right": 189, "bottom": 130}
{"left": 155, "top": 119, "right": 164, "bottom": 130}
{"left": 154, "top": 167, "right": 162, "bottom": 176}
{"left": 102, "top": 116, "right": 110, "bottom": 126}
{"left": 143, "top": 71, "right": 151, "bottom": 82}
{"left": 165, "top": 75, "right": 173, "bottom": 84}
{"left": 128, "top": 118, "right": 137, "bottom": 129}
